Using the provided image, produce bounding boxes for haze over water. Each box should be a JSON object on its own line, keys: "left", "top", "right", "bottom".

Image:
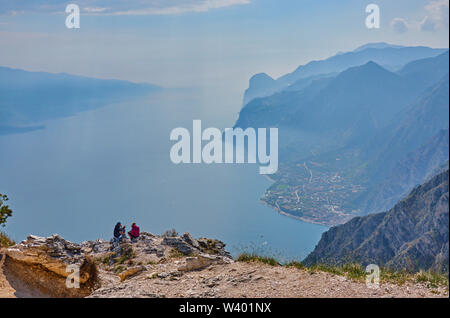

{"left": 0, "top": 87, "right": 327, "bottom": 261}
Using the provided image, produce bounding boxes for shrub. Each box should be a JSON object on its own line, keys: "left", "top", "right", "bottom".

{"left": 0, "top": 231, "right": 15, "bottom": 247}
{"left": 0, "top": 193, "right": 12, "bottom": 227}
{"left": 286, "top": 261, "right": 305, "bottom": 270}
{"left": 169, "top": 248, "right": 185, "bottom": 259}
{"left": 237, "top": 253, "right": 280, "bottom": 266}
{"left": 415, "top": 270, "right": 449, "bottom": 288}
{"left": 162, "top": 228, "right": 178, "bottom": 238}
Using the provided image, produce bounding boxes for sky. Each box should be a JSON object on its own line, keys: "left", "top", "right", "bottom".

{"left": 0, "top": 0, "right": 449, "bottom": 91}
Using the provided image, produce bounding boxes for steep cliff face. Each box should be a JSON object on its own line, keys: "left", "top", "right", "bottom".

{"left": 304, "top": 170, "right": 449, "bottom": 273}
{"left": 360, "top": 129, "right": 449, "bottom": 215}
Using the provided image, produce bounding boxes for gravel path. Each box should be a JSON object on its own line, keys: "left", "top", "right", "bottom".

{"left": 89, "top": 261, "right": 448, "bottom": 298}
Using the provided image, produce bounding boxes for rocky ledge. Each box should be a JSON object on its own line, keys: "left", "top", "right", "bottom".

{"left": 2, "top": 231, "right": 232, "bottom": 297}
{"left": 1, "top": 232, "right": 448, "bottom": 298}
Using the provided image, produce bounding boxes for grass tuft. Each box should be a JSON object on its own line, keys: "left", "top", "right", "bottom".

{"left": 237, "top": 253, "right": 280, "bottom": 266}
{"left": 286, "top": 261, "right": 305, "bottom": 270}
{"left": 0, "top": 231, "right": 15, "bottom": 247}
{"left": 236, "top": 252, "right": 449, "bottom": 289}
{"left": 415, "top": 270, "right": 449, "bottom": 289}
{"left": 168, "top": 248, "right": 185, "bottom": 259}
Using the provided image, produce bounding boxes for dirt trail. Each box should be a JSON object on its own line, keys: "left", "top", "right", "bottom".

{"left": 90, "top": 261, "right": 449, "bottom": 298}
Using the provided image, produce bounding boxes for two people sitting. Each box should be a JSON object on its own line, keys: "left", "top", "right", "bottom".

{"left": 113, "top": 222, "right": 140, "bottom": 242}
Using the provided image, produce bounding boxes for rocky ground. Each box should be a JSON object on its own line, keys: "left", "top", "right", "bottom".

{"left": 1, "top": 233, "right": 448, "bottom": 298}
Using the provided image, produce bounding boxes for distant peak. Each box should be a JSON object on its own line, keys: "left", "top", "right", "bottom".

{"left": 336, "top": 61, "right": 394, "bottom": 81}
{"left": 354, "top": 42, "right": 406, "bottom": 52}
{"left": 249, "top": 73, "right": 275, "bottom": 86}
{"left": 364, "top": 60, "right": 393, "bottom": 70}
{"left": 250, "top": 73, "right": 274, "bottom": 81}
{"left": 351, "top": 60, "right": 386, "bottom": 72}
{"left": 365, "top": 60, "right": 381, "bottom": 67}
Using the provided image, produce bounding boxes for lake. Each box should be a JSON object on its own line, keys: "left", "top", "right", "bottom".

{"left": 0, "top": 87, "right": 327, "bottom": 261}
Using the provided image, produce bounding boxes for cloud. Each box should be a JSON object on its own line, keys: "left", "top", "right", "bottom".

{"left": 424, "top": 0, "right": 449, "bottom": 29}
{"left": 391, "top": 18, "right": 409, "bottom": 33}
{"left": 420, "top": 16, "right": 436, "bottom": 31}
{"left": 0, "top": 0, "right": 251, "bottom": 16}
{"left": 391, "top": 0, "right": 449, "bottom": 33}
{"left": 83, "top": 7, "right": 108, "bottom": 14}
{"left": 111, "top": 0, "right": 252, "bottom": 15}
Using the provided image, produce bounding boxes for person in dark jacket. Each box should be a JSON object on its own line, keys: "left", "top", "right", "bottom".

{"left": 113, "top": 222, "right": 126, "bottom": 242}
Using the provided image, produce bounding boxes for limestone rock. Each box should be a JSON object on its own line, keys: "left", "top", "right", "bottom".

{"left": 182, "top": 232, "right": 200, "bottom": 249}
{"left": 119, "top": 266, "right": 146, "bottom": 282}
{"left": 197, "top": 238, "right": 232, "bottom": 258}
{"left": 6, "top": 234, "right": 91, "bottom": 283}
{"left": 162, "top": 236, "right": 198, "bottom": 255}
{"left": 178, "top": 254, "right": 233, "bottom": 272}
{"left": 4, "top": 234, "right": 98, "bottom": 297}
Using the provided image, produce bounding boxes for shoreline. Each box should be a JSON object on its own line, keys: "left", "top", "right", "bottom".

{"left": 259, "top": 200, "right": 330, "bottom": 228}
{"left": 262, "top": 175, "right": 276, "bottom": 183}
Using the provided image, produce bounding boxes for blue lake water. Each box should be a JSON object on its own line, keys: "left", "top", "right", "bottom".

{"left": 0, "top": 88, "right": 327, "bottom": 261}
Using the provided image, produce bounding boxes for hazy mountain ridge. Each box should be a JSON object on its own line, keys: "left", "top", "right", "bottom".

{"left": 237, "top": 55, "right": 447, "bottom": 151}
{"left": 236, "top": 46, "right": 449, "bottom": 226}
{"left": 304, "top": 169, "right": 449, "bottom": 273}
{"left": 283, "top": 62, "right": 414, "bottom": 143}
{"left": 398, "top": 51, "right": 450, "bottom": 91}
{"left": 363, "top": 74, "right": 449, "bottom": 183}
{"left": 0, "top": 67, "right": 161, "bottom": 135}
{"left": 243, "top": 44, "right": 447, "bottom": 105}
{"left": 358, "top": 129, "right": 449, "bottom": 215}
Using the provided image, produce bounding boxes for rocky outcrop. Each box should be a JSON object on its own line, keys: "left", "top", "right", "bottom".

{"left": 2, "top": 230, "right": 447, "bottom": 298}
{"left": 161, "top": 233, "right": 232, "bottom": 258}
{"left": 177, "top": 254, "right": 233, "bottom": 272}
{"left": 304, "top": 170, "right": 449, "bottom": 273}
{"left": 2, "top": 231, "right": 232, "bottom": 297}
{"left": 4, "top": 235, "right": 98, "bottom": 297}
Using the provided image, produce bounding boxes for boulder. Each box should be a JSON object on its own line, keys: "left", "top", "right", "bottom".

{"left": 162, "top": 236, "right": 198, "bottom": 256}
{"left": 177, "top": 254, "right": 233, "bottom": 272}
{"left": 182, "top": 233, "right": 200, "bottom": 249}
{"left": 197, "top": 238, "right": 232, "bottom": 258}
{"left": 81, "top": 239, "right": 109, "bottom": 254}
{"left": 119, "top": 266, "right": 146, "bottom": 282}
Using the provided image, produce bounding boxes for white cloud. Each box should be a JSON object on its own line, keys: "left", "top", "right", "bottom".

{"left": 0, "top": 0, "right": 251, "bottom": 16}
{"left": 420, "top": 16, "right": 436, "bottom": 32}
{"left": 391, "top": 18, "right": 409, "bottom": 33}
{"left": 424, "top": 0, "right": 449, "bottom": 29}
{"left": 83, "top": 7, "right": 108, "bottom": 14}
{"left": 391, "top": 0, "right": 449, "bottom": 33}
{"left": 112, "top": 0, "right": 251, "bottom": 15}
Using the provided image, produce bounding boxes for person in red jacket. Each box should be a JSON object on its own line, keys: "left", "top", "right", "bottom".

{"left": 128, "top": 222, "right": 140, "bottom": 240}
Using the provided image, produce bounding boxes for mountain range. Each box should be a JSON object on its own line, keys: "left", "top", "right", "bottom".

{"left": 0, "top": 67, "right": 160, "bottom": 135}
{"left": 235, "top": 43, "right": 449, "bottom": 227}
{"left": 243, "top": 43, "right": 447, "bottom": 105}
{"left": 304, "top": 169, "right": 449, "bottom": 273}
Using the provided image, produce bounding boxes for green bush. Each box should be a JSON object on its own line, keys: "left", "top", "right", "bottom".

{"left": 0, "top": 193, "right": 12, "bottom": 227}
{"left": 237, "top": 253, "right": 280, "bottom": 266}
{"left": 0, "top": 231, "right": 15, "bottom": 247}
